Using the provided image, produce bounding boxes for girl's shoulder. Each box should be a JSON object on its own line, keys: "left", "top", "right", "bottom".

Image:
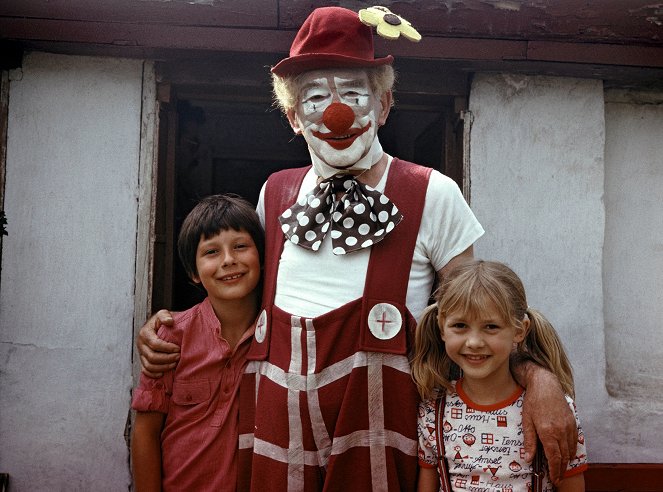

{"left": 563, "top": 394, "right": 582, "bottom": 421}
{"left": 520, "top": 391, "right": 575, "bottom": 409}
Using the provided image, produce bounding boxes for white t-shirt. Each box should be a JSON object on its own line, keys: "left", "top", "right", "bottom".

{"left": 417, "top": 381, "right": 588, "bottom": 491}
{"left": 257, "top": 158, "right": 484, "bottom": 320}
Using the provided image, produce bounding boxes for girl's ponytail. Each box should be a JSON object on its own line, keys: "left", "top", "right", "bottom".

{"left": 521, "top": 308, "right": 575, "bottom": 397}
{"left": 411, "top": 303, "right": 454, "bottom": 400}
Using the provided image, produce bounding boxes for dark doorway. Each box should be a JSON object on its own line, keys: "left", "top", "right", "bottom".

{"left": 152, "top": 54, "right": 469, "bottom": 312}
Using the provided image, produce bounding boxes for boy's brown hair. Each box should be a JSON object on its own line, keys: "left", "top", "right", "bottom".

{"left": 177, "top": 194, "right": 264, "bottom": 281}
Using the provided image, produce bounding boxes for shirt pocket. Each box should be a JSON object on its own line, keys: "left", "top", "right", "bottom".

{"left": 170, "top": 379, "right": 211, "bottom": 420}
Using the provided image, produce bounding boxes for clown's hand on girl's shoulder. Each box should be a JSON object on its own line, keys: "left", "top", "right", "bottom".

{"left": 137, "top": 309, "right": 180, "bottom": 378}
{"left": 517, "top": 360, "right": 578, "bottom": 487}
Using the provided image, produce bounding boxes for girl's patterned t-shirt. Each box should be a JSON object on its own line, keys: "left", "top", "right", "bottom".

{"left": 417, "top": 379, "right": 588, "bottom": 492}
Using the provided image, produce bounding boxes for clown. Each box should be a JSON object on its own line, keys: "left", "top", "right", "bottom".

{"left": 137, "top": 6, "right": 578, "bottom": 491}
{"left": 284, "top": 69, "right": 386, "bottom": 173}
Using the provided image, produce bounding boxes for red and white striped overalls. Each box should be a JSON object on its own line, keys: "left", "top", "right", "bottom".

{"left": 238, "top": 159, "right": 432, "bottom": 491}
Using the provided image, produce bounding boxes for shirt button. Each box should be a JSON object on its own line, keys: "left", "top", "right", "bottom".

{"left": 186, "top": 394, "right": 193, "bottom": 402}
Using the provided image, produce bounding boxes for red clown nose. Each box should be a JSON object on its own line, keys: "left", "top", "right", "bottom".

{"left": 323, "top": 103, "right": 355, "bottom": 134}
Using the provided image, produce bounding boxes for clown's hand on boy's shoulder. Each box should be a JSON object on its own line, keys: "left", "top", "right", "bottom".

{"left": 137, "top": 310, "right": 180, "bottom": 378}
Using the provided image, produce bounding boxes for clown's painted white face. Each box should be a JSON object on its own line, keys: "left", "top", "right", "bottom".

{"left": 287, "top": 69, "right": 390, "bottom": 175}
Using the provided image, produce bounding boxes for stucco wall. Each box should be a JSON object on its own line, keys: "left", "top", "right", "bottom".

{"left": 469, "top": 73, "right": 663, "bottom": 462}
{"left": 0, "top": 52, "right": 144, "bottom": 489}
{"left": 601, "top": 89, "right": 663, "bottom": 460}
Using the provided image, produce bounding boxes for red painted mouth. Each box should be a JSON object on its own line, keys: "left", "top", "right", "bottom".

{"left": 312, "top": 122, "right": 372, "bottom": 150}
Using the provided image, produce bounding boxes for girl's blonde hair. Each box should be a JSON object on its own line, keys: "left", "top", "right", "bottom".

{"left": 411, "top": 260, "right": 575, "bottom": 400}
{"left": 271, "top": 65, "right": 396, "bottom": 114}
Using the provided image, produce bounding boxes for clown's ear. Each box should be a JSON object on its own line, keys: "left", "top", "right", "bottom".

{"left": 286, "top": 109, "right": 303, "bottom": 135}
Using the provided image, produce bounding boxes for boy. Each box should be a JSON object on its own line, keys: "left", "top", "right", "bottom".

{"left": 131, "top": 194, "right": 264, "bottom": 491}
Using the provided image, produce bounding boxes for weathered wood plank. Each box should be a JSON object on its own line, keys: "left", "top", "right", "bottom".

{"left": 0, "top": 0, "right": 277, "bottom": 28}
{"left": 280, "top": 1, "right": 663, "bottom": 45}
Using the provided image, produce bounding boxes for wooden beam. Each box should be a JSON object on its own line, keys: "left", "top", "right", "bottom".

{"left": 0, "top": 0, "right": 277, "bottom": 27}
{"left": 4, "top": 15, "right": 661, "bottom": 72}
{"left": 281, "top": 0, "right": 663, "bottom": 46}
{"left": 375, "top": 36, "right": 527, "bottom": 61}
{"left": 527, "top": 40, "right": 663, "bottom": 68}
{"left": 0, "top": 18, "right": 293, "bottom": 53}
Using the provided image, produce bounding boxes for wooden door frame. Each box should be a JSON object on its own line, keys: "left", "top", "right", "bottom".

{"left": 144, "top": 55, "right": 472, "bottom": 318}
{"left": 131, "top": 61, "right": 159, "bottom": 381}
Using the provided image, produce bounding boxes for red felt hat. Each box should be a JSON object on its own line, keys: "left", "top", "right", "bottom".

{"left": 271, "top": 6, "right": 393, "bottom": 77}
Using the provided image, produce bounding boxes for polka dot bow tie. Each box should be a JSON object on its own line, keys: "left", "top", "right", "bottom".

{"left": 279, "top": 174, "right": 403, "bottom": 255}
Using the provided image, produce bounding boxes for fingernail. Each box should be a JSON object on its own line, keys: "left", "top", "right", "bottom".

{"left": 524, "top": 452, "right": 532, "bottom": 462}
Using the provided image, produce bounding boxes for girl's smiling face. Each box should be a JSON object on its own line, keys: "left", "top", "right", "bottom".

{"left": 440, "top": 301, "right": 527, "bottom": 387}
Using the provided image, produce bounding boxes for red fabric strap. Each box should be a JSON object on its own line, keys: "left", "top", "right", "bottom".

{"left": 363, "top": 158, "right": 431, "bottom": 304}
{"left": 262, "top": 165, "right": 311, "bottom": 306}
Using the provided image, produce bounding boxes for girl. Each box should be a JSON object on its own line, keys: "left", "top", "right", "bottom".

{"left": 412, "top": 260, "right": 587, "bottom": 492}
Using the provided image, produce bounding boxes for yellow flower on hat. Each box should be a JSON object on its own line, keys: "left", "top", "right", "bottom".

{"left": 358, "top": 6, "right": 422, "bottom": 42}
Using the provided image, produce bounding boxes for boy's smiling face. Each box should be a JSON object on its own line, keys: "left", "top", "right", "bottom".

{"left": 193, "top": 228, "right": 261, "bottom": 306}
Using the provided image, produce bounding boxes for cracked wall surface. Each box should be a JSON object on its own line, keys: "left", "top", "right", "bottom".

{"left": 470, "top": 73, "right": 663, "bottom": 462}
{"left": 0, "top": 52, "right": 143, "bottom": 489}
{"left": 603, "top": 89, "right": 663, "bottom": 403}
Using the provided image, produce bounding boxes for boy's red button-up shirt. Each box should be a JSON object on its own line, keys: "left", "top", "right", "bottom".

{"left": 132, "top": 298, "right": 254, "bottom": 491}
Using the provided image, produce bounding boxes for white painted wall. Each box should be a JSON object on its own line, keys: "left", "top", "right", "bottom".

{"left": 601, "top": 89, "right": 663, "bottom": 460}
{"left": 0, "top": 52, "right": 144, "bottom": 490}
{"left": 469, "top": 74, "right": 663, "bottom": 462}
